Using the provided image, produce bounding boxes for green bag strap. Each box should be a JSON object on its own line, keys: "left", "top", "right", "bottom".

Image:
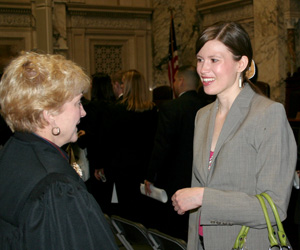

{"left": 232, "top": 225, "right": 249, "bottom": 250}
{"left": 256, "top": 194, "right": 280, "bottom": 247}
{"left": 232, "top": 194, "right": 280, "bottom": 250}
{"left": 261, "top": 192, "right": 289, "bottom": 248}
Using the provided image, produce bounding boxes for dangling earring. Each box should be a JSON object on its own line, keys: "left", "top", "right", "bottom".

{"left": 239, "top": 75, "right": 243, "bottom": 89}
{"left": 52, "top": 127, "right": 60, "bottom": 136}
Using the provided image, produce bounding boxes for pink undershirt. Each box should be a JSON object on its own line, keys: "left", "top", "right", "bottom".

{"left": 199, "top": 150, "right": 214, "bottom": 236}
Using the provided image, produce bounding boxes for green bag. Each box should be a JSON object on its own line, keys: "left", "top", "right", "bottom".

{"left": 232, "top": 193, "right": 293, "bottom": 250}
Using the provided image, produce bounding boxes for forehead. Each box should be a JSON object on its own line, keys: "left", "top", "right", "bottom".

{"left": 197, "top": 40, "right": 232, "bottom": 57}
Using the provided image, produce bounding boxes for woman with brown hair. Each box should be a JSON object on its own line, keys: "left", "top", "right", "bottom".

{"left": 172, "top": 22, "right": 297, "bottom": 249}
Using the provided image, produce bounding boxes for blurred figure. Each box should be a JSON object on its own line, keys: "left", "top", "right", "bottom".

{"left": 0, "top": 51, "right": 118, "bottom": 250}
{"left": 0, "top": 73, "right": 12, "bottom": 147}
{"left": 152, "top": 85, "right": 173, "bottom": 110}
{"left": 0, "top": 114, "right": 13, "bottom": 147}
{"left": 107, "top": 69, "right": 158, "bottom": 224}
{"left": 145, "top": 65, "right": 206, "bottom": 241}
{"left": 81, "top": 72, "right": 117, "bottom": 214}
{"left": 111, "top": 70, "right": 125, "bottom": 101}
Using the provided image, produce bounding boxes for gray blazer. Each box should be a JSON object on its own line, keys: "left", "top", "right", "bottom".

{"left": 188, "top": 83, "right": 297, "bottom": 250}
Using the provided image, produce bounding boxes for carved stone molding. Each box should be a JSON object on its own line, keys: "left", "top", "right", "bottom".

{"left": 70, "top": 15, "right": 148, "bottom": 30}
{"left": 67, "top": 4, "right": 153, "bottom": 19}
{"left": 0, "top": 13, "right": 32, "bottom": 27}
{"left": 67, "top": 4, "right": 152, "bottom": 30}
{"left": 196, "top": 0, "right": 252, "bottom": 15}
{"left": 284, "top": 11, "right": 300, "bottom": 29}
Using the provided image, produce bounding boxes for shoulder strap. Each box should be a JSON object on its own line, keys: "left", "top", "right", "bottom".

{"left": 255, "top": 194, "right": 280, "bottom": 248}
{"left": 260, "top": 193, "right": 291, "bottom": 249}
{"left": 232, "top": 194, "right": 281, "bottom": 250}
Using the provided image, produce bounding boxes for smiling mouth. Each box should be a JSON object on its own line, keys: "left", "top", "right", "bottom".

{"left": 202, "top": 77, "right": 215, "bottom": 86}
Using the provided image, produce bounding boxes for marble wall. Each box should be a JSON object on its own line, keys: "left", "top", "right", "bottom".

{"left": 152, "top": 0, "right": 199, "bottom": 86}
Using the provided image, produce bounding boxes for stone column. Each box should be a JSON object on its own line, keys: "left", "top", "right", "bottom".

{"left": 34, "top": 0, "right": 53, "bottom": 53}
{"left": 285, "top": 17, "right": 299, "bottom": 75}
{"left": 253, "top": 0, "right": 286, "bottom": 102}
{"left": 53, "top": 0, "right": 68, "bottom": 57}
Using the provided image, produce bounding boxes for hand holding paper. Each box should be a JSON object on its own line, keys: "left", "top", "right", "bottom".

{"left": 140, "top": 183, "right": 168, "bottom": 203}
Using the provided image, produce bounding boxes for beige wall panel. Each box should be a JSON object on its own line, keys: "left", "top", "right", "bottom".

{"left": 69, "top": 28, "right": 87, "bottom": 70}
{"left": 82, "top": 0, "right": 118, "bottom": 5}
{"left": 86, "top": 34, "right": 133, "bottom": 76}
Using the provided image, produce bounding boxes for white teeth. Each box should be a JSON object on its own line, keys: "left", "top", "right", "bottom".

{"left": 202, "top": 78, "right": 215, "bottom": 82}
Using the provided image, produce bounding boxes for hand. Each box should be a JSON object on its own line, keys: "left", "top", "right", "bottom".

{"left": 171, "top": 187, "right": 204, "bottom": 215}
{"left": 144, "top": 180, "right": 152, "bottom": 195}
{"left": 94, "top": 168, "right": 104, "bottom": 181}
{"left": 77, "top": 130, "right": 86, "bottom": 138}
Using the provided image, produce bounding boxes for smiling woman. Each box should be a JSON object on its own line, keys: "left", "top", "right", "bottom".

{"left": 0, "top": 51, "right": 118, "bottom": 250}
{"left": 172, "top": 22, "right": 297, "bottom": 250}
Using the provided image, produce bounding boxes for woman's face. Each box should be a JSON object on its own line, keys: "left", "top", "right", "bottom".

{"left": 52, "top": 94, "right": 86, "bottom": 147}
{"left": 196, "top": 39, "right": 241, "bottom": 97}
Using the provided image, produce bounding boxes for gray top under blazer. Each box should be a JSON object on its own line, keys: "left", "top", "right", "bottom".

{"left": 187, "top": 83, "right": 297, "bottom": 250}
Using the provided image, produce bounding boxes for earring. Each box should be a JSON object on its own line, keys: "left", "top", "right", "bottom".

{"left": 52, "top": 127, "right": 60, "bottom": 136}
{"left": 239, "top": 75, "right": 243, "bottom": 88}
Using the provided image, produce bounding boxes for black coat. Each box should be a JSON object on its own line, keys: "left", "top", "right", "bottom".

{"left": 0, "top": 132, "right": 118, "bottom": 250}
{"left": 147, "top": 90, "right": 206, "bottom": 197}
{"left": 104, "top": 102, "right": 158, "bottom": 223}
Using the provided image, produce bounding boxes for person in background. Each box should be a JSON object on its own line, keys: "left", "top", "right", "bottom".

{"left": 0, "top": 113, "right": 13, "bottom": 147}
{"left": 144, "top": 65, "right": 206, "bottom": 241}
{"left": 0, "top": 73, "right": 13, "bottom": 147}
{"left": 0, "top": 51, "right": 118, "bottom": 250}
{"left": 172, "top": 21, "right": 297, "bottom": 250}
{"left": 111, "top": 70, "right": 125, "bottom": 101}
{"left": 107, "top": 69, "right": 158, "bottom": 225}
{"left": 83, "top": 72, "right": 117, "bottom": 214}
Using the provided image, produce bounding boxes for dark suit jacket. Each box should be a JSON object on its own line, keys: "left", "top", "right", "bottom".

{"left": 147, "top": 90, "right": 206, "bottom": 198}
{"left": 108, "top": 102, "right": 158, "bottom": 192}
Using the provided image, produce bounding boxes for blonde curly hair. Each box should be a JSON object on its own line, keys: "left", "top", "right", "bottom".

{"left": 0, "top": 51, "right": 90, "bottom": 132}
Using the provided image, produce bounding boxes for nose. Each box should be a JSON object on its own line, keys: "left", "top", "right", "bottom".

{"left": 199, "top": 60, "right": 210, "bottom": 74}
{"left": 80, "top": 105, "right": 86, "bottom": 118}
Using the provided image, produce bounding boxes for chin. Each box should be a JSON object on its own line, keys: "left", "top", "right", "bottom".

{"left": 70, "top": 134, "right": 78, "bottom": 143}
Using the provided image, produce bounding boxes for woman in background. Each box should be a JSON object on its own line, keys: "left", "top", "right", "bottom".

{"left": 0, "top": 51, "right": 118, "bottom": 250}
{"left": 172, "top": 22, "right": 297, "bottom": 249}
{"left": 107, "top": 69, "right": 158, "bottom": 225}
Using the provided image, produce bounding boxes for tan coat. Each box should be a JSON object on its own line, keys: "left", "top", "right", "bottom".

{"left": 188, "top": 83, "right": 297, "bottom": 250}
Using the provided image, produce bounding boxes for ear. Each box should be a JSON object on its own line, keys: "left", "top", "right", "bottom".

{"left": 42, "top": 110, "right": 54, "bottom": 126}
{"left": 178, "top": 76, "right": 185, "bottom": 87}
{"left": 237, "top": 55, "right": 249, "bottom": 73}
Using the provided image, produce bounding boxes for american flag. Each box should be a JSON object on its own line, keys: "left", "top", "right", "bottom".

{"left": 168, "top": 11, "right": 178, "bottom": 88}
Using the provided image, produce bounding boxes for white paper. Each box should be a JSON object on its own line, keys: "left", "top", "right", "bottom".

{"left": 140, "top": 183, "right": 168, "bottom": 203}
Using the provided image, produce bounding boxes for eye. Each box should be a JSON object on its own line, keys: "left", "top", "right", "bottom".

{"left": 76, "top": 100, "right": 82, "bottom": 107}
{"left": 211, "top": 58, "right": 218, "bottom": 63}
{"left": 197, "top": 57, "right": 204, "bottom": 63}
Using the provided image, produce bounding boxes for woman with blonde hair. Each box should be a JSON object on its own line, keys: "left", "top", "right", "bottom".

{"left": 121, "top": 69, "right": 155, "bottom": 111}
{"left": 0, "top": 51, "right": 118, "bottom": 250}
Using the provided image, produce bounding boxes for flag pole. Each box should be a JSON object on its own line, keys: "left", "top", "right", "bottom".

{"left": 167, "top": 7, "right": 178, "bottom": 91}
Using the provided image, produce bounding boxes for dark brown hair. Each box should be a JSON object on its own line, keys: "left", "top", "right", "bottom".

{"left": 196, "top": 22, "right": 252, "bottom": 80}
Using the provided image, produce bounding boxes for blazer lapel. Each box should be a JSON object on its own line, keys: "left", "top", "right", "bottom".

{"left": 206, "top": 84, "right": 255, "bottom": 183}
{"left": 195, "top": 101, "right": 218, "bottom": 184}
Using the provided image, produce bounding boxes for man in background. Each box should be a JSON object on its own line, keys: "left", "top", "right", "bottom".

{"left": 145, "top": 65, "right": 206, "bottom": 241}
